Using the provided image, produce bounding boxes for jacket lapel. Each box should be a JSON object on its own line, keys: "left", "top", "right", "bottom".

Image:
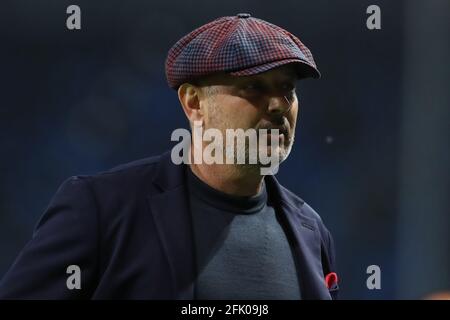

{"left": 266, "top": 176, "right": 331, "bottom": 300}
{"left": 147, "top": 152, "right": 196, "bottom": 299}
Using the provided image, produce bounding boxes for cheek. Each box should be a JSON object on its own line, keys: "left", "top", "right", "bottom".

{"left": 288, "top": 103, "right": 299, "bottom": 129}
{"left": 210, "top": 95, "right": 260, "bottom": 129}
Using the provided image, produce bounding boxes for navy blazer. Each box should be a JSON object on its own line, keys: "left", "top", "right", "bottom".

{"left": 0, "top": 151, "right": 338, "bottom": 299}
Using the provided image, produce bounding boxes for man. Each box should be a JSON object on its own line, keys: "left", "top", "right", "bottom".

{"left": 0, "top": 14, "right": 338, "bottom": 299}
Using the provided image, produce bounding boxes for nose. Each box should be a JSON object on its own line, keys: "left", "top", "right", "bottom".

{"left": 267, "top": 95, "right": 292, "bottom": 115}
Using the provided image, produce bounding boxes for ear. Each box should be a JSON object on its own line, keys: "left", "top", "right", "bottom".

{"left": 177, "top": 83, "right": 204, "bottom": 124}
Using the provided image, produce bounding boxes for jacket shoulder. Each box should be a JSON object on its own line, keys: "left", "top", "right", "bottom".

{"left": 102, "top": 155, "right": 162, "bottom": 174}
{"left": 60, "top": 154, "right": 171, "bottom": 222}
{"left": 73, "top": 154, "right": 163, "bottom": 191}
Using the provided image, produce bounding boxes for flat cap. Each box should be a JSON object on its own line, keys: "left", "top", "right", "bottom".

{"left": 165, "top": 13, "right": 320, "bottom": 89}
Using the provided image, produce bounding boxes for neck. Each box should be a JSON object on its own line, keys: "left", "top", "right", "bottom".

{"left": 189, "top": 163, "right": 264, "bottom": 197}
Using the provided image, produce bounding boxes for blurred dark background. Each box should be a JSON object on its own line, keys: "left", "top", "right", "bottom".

{"left": 0, "top": 0, "right": 449, "bottom": 299}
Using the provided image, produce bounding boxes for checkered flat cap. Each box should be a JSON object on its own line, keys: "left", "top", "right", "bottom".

{"left": 165, "top": 13, "right": 320, "bottom": 89}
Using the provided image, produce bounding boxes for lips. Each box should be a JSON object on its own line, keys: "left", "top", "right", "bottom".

{"left": 259, "top": 127, "right": 289, "bottom": 148}
{"left": 258, "top": 117, "right": 290, "bottom": 137}
{"left": 261, "top": 126, "right": 289, "bottom": 137}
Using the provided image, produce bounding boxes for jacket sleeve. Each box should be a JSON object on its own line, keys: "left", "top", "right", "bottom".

{"left": 0, "top": 176, "right": 99, "bottom": 299}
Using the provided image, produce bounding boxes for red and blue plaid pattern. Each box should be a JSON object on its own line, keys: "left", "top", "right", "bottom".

{"left": 165, "top": 14, "right": 320, "bottom": 89}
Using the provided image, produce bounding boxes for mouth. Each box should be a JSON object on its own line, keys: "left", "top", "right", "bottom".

{"left": 268, "top": 127, "right": 288, "bottom": 136}
{"left": 262, "top": 127, "right": 289, "bottom": 147}
{"left": 258, "top": 117, "right": 290, "bottom": 137}
{"left": 263, "top": 126, "right": 289, "bottom": 139}
{"left": 255, "top": 119, "right": 291, "bottom": 146}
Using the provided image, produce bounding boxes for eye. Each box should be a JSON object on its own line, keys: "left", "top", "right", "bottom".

{"left": 245, "top": 84, "right": 256, "bottom": 90}
{"left": 241, "top": 82, "right": 264, "bottom": 93}
{"left": 280, "top": 82, "right": 296, "bottom": 92}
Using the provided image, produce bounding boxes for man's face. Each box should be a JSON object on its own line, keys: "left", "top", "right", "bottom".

{"left": 198, "top": 64, "right": 299, "bottom": 165}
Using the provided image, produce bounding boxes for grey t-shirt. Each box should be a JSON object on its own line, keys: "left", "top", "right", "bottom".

{"left": 187, "top": 168, "right": 301, "bottom": 300}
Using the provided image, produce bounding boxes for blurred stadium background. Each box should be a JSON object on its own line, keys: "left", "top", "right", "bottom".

{"left": 0, "top": 0, "right": 448, "bottom": 299}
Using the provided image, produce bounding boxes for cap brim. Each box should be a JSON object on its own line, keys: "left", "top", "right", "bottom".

{"left": 229, "top": 59, "right": 321, "bottom": 79}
